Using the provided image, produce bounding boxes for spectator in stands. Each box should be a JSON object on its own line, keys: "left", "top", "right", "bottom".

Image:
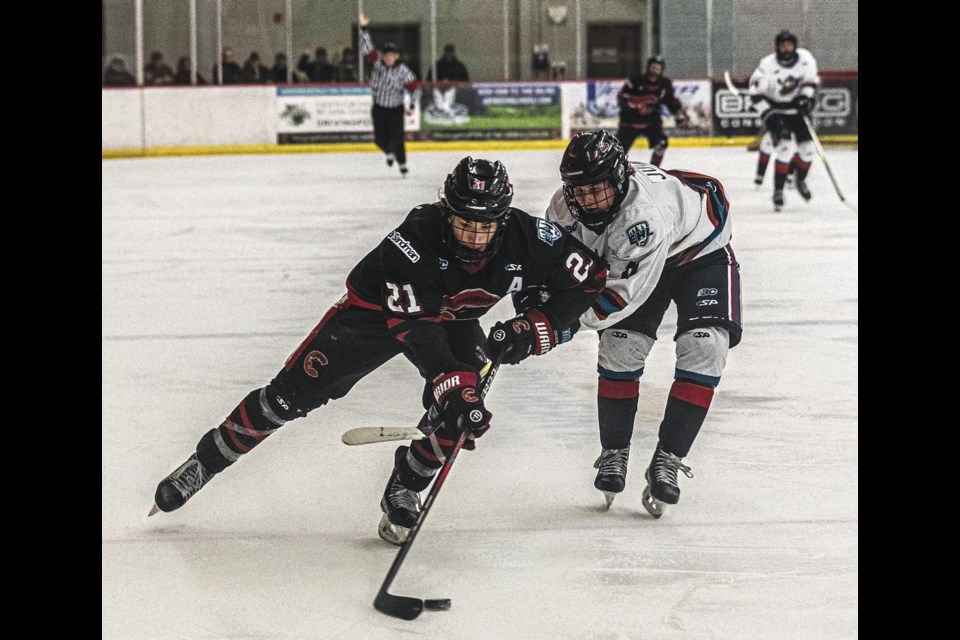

{"left": 532, "top": 44, "right": 550, "bottom": 80}
{"left": 428, "top": 43, "right": 469, "bottom": 82}
{"left": 310, "top": 47, "right": 339, "bottom": 82}
{"left": 271, "top": 53, "right": 289, "bottom": 83}
{"left": 104, "top": 56, "right": 135, "bottom": 87}
{"left": 295, "top": 52, "right": 313, "bottom": 82}
{"left": 213, "top": 48, "right": 243, "bottom": 84}
{"left": 337, "top": 47, "right": 357, "bottom": 82}
{"left": 145, "top": 51, "right": 174, "bottom": 86}
{"left": 172, "top": 57, "right": 207, "bottom": 85}
{"left": 242, "top": 52, "right": 269, "bottom": 83}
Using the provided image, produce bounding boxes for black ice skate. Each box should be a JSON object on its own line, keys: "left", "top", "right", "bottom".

{"left": 795, "top": 178, "right": 812, "bottom": 201}
{"left": 399, "top": 164, "right": 409, "bottom": 177}
{"left": 593, "top": 446, "right": 630, "bottom": 510}
{"left": 641, "top": 443, "right": 694, "bottom": 519}
{"left": 379, "top": 469, "right": 422, "bottom": 546}
{"left": 149, "top": 453, "right": 216, "bottom": 515}
{"left": 385, "top": 152, "right": 396, "bottom": 167}
{"left": 753, "top": 174, "right": 764, "bottom": 187}
{"left": 773, "top": 189, "right": 784, "bottom": 212}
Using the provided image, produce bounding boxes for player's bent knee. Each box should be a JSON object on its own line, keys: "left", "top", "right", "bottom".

{"left": 265, "top": 374, "right": 324, "bottom": 421}
{"left": 599, "top": 329, "right": 655, "bottom": 379}
{"left": 675, "top": 327, "right": 729, "bottom": 387}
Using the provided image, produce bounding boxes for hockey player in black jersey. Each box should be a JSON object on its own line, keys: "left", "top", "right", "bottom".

{"left": 615, "top": 55, "right": 688, "bottom": 167}
{"left": 150, "top": 157, "right": 608, "bottom": 544}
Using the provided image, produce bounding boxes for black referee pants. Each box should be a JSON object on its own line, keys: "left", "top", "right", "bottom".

{"left": 372, "top": 105, "right": 407, "bottom": 165}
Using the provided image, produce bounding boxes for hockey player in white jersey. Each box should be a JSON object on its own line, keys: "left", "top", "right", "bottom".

{"left": 545, "top": 130, "right": 743, "bottom": 517}
{"left": 749, "top": 30, "right": 820, "bottom": 210}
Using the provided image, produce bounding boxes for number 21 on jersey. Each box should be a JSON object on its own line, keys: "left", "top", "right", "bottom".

{"left": 385, "top": 282, "right": 422, "bottom": 313}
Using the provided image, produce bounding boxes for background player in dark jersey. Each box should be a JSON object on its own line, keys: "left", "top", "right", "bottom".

{"left": 150, "top": 157, "right": 607, "bottom": 545}
{"left": 615, "top": 55, "right": 688, "bottom": 167}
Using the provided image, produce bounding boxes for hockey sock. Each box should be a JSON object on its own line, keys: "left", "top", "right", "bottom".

{"left": 773, "top": 161, "right": 790, "bottom": 190}
{"left": 598, "top": 376, "right": 640, "bottom": 449}
{"left": 756, "top": 152, "right": 770, "bottom": 177}
{"left": 792, "top": 154, "right": 812, "bottom": 181}
{"left": 393, "top": 445, "right": 436, "bottom": 492}
{"left": 196, "top": 388, "right": 289, "bottom": 473}
{"left": 658, "top": 380, "right": 714, "bottom": 457}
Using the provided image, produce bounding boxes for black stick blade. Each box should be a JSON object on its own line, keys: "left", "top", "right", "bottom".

{"left": 374, "top": 592, "right": 424, "bottom": 621}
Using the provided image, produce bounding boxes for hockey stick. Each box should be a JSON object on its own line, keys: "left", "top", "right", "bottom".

{"left": 373, "top": 355, "right": 503, "bottom": 620}
{"left": 342, "top": 426, "right": 425, "bottom": 446}
{"left": 724, "top": 71, "right": 766, "bottom": 151}
{"left": 802, "top": 114, "right": 855, "bottom": 212}
{"left": 343, "top": 359, "right": 497, "bottom": 446}
{"left": 723, "top": 70, "right": 739, "bottom": 96}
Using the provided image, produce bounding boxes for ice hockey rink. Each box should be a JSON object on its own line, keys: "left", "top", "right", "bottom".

{"left": 102, "top": 146, "right": 858, "bottom": 639}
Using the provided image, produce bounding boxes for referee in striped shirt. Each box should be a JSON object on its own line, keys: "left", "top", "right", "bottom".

{"left": 359, "top": 12, "right": 422, "bottom": 176}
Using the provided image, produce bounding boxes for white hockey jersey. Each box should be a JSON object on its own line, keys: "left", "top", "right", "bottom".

{"left": 545, "top": 163, "right": 732, "bottom": 331}
{"left": 748, "top": 48, "right": 820, "bottom": 115}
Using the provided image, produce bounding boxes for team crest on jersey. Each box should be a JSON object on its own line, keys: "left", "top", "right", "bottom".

{"left": 440, "top": 288, "right": 502, "bottom": 319}
{"left": 626, "top": 221, "right": 653, "bottom": 247}
{"left": 536, "top": 219, "right": 563, "bottom": 246}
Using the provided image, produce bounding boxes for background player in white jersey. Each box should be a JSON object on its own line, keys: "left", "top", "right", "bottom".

{"left": 544, "top": 131, "right": 743, "bottom": 518}
{"left": 749, "top": 30, "right": 820, "bottom": 210}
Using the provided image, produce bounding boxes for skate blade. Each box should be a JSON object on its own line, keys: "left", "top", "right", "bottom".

{"left": 774, "top": 204, "right": 783, "bottom": 212}
{"left": 641, "top": 485, "right": 664, "bottom": 519}
{"left": 602, "top": 491, "right": 617, "bottom": 510}
{"left": 148, "top": 503, "right": 160, "bottom": 517}
{"left": 378, "top": 514, "right": 410, "bottom": 546}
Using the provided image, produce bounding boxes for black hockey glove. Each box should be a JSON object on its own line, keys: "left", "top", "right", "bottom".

{"left": 793, "top": 95, "right": 814, "bottom": 114}
{"left": 488, "top": 308, "right": 559, "bottom": 365}
{"left": 429, "top": 369, "right": 492, "bottom": 444}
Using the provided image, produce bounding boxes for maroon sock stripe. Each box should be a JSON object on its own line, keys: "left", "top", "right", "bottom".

{"left": 775, "top": 161, "right": 791, "bottom": 174}
{"left": 670, "top": 381, "right": 714, "bottom": 409}
{"left": 598, "top": 377, "right": 640, "bottom": 399}
{"left": 412, "top": 439, "right": 439, "bottom": 462}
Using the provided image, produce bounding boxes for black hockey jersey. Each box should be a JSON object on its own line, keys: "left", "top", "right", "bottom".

{"left": 617, "top": 75, "right": 682, "bottom": 128}
{"left": 346, "top": 204, "right": 608, "bottom": 375}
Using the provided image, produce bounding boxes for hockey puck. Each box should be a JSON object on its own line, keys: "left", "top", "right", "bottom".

{"left": 423, "top": 598, "right": 451, "bottom": 611}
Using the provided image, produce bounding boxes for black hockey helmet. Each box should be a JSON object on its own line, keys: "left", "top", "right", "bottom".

{"left": 646, "top": 55, "right": 666, "bottom": 69}
{"left": 559, "top": 130, "right": 630, "bottom": 233}
{"left": 775, "top": 30, "right": 799, "bottom": 65}
{"left": 381, "top": 42, "right": 400, "bottom": 54}
{"left": 439, "top": 157, "right": 514, "bottom": 265}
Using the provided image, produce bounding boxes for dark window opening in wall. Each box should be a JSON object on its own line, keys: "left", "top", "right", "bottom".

{"left": 587, "top": 23, "right": 641, "bottom": 79}
{"left": 353, "top": 24, "right": 422, "bottom": 80}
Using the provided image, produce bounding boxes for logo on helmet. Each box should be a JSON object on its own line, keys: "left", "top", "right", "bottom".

{"left": 470, "top": 178, "right": 486, "bottom": 191}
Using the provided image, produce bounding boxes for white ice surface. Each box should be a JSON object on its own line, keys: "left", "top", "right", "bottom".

{"left": 102, "top": 147, "right": 858, "bottom": 640}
